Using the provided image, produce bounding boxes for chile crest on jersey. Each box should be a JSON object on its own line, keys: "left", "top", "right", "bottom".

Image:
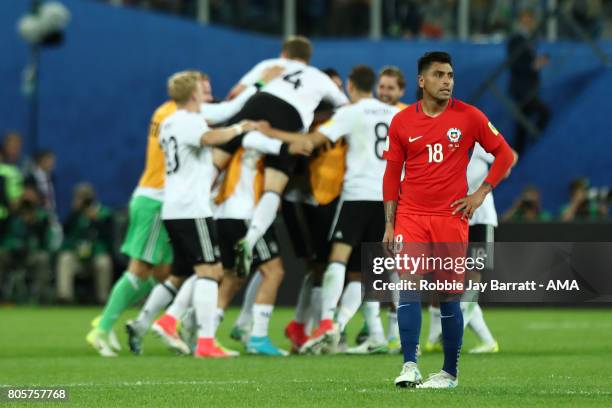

{"left": 446, "top": 127, "right": 462, "bottom": 151}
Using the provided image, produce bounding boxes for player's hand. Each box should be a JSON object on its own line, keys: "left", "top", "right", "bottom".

{"left": 451, "top": 190, "right": 487, "bottom": 220}
{"left": 257, "top": 121, "right": 271, "bottom": 134}
{"left": 239, "top": 120, "right": 258, "bottom": 132}
{"left": 260, "top": 65, "right": 285, "bottom": 84}
{"left": 382, "top": 223, "right": 395, "bottom": 253}
{"left": 288, "top": 139, "right": 314, "bottom": 156}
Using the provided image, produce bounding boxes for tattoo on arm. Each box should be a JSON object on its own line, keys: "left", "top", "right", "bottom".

{"left": 384, "top": 201, "right": 397, "bottom": 225}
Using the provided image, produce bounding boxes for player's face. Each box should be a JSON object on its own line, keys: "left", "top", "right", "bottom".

{"left": 377, "top": 75, "right": 405, "bottom": 106}
{"left": 419, "top": 62, "right": 454, "bottom": 102}
{"left": 192, "top": 81, "right": 206, "bottom": 105}
{"left": 201, "top": 79, "right": 213, "bottom": 103}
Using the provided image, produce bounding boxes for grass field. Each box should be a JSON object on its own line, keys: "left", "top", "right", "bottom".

{"left": 1, "top": 307, "right": 611, "bottom": 407}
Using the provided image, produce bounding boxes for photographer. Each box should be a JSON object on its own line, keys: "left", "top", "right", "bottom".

{"left": 56, "top": 183, "right": 113, "bottom": 304}
{"left": 560, "top": 178, "right": 608, "bottom": 221}
{"left": 503, "top": 185, "right": 552, "bottom": 222}
{"left": 0, "top": 186, "right": 52, "bottom": 303}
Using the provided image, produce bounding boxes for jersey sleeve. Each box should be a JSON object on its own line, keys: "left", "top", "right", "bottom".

{"left": 239, "top": 60, "right": 275, "bottom": 86}
{"left": 382, "top": 114, "right": 406, "bottom": 162}
{"left": 202, "top": 86, "right": 256, "bottom": 125}
{"left": 473, "top": 108, "right": 504, "bottom": 154}
{"left": 317, "top": 105, "right": 354, "bottom": 142}
{"left": 321, "top": 74, "right": 349, "bottom": 107}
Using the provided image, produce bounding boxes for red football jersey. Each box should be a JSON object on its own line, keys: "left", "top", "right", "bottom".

{"left": 383, "top": 98, "right": 505, "bottom": 216}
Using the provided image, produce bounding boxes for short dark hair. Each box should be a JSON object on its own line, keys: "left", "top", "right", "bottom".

{"left": 282, "top": 36, "right": 312, "bottom": 63}
{"left": 379, "top": 66, "right": 406, "bottom": 90}
{"left": 323, "top": 68, "right": 340, "bottom": 79}
{"left": 417, "top": 51, "right": 453, "bottom": 74}
{"left": 348, "top": 65, "right": 375, "bottom": 93}
{"left": 34, "top": 149, "right": 54, "bottom": 163}
{"left": 569, "top": 177, "right": 589, "bottom": 193}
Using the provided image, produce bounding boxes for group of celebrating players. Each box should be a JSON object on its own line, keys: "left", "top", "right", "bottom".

{"left": 86, "top": 35, "right": 516, "bottom": 389}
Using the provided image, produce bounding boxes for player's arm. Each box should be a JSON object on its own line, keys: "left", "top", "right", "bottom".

{"left": 206, "top": 66, "right": 285, "bottom": 124}
{"left": 201, "top": 120, "right": 258, "bottom": 146}
{"left": 226, "top": 60, "right": 278, "bottom": 100}
{"left": 383, "top": 161, "right": 402, "bottom": 251}
{"left": 322, "top": 75, "right": 349, "bottom": 108}
{"left": 452, "top": 116, "right": 516, "bottom": 220}
{"left": 259, "top": 124, "right": 328, "bottom": 147}
{"left": 256, "top": 123, "right": 305, "bottom": 144}
{"left": 381, "top": 116, "right": 406, "bottom": 249}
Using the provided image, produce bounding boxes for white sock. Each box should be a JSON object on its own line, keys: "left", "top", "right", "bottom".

{"left": 235, "top": 271, "right": 262, "bottom": 328}
{"left": 134, "top": 280, "right": 177, "bottom": 334}
{"left": 214, "top": 307, "right": 224, "bottom": 333}
{"left": 181, "top": 307, "right": 196, "bottom": 334}
{"left": 251, "top": 304, "right": 273, "bottom": 337}
{"left": 321, "top": 262, "right": 346, "bottom": 321}
{"left": 306, "top": 287, "right": 322, "bottom": 334}
{"left": 245, "top": 192, "right": 280, "bottom": 251}
{"left": 363, "top": 302, "right": 385, "bottom": 343}
{"left": 336, "top": 281, "right": 362, "bottom": 331}
{"left": 468, "top": 304, "right": 495, "bottom": 344}
{"left": 167, "top": 275, "right": 196, "bottom": 320}
{"left": 387, "top": 311, "right": 399, "bottom": 340}
{"left": 428, "top": 306, "right": 442, "bottom": 343}
{"left": 193, "top": 278, "right": 218, "bottom": 339}
{"left": 294, "top": 273, "right": 314, "bottom": 324}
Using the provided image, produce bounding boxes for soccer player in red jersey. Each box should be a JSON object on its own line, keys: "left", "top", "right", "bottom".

{"left": 382, "top": 52, "right": 515, "bottom": 389}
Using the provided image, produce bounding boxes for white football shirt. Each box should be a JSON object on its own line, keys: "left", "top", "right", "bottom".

{"left": 238, "top": 58, "right": 348, "bottom": 129}
{"left": 467, "top": 143, "right": 498, "bottom": 227}
{"left": 318, "top": 98, "right": 399, "bottom": 202}
{"left": 159, "top": 109, "right": 215, "bottom": 220}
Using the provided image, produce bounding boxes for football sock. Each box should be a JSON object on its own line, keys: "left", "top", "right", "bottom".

{"left": 167, "top": 274, "right": 196, "bottom": 320}
{"left": 428, "top": 306, "right": 442, "bottom": 343}
{"left": 193, "top": 278, "right": 218, "bottom": 339}
{"left": 245, "top": 192, "right": 280, "bottom": 251}
{"left": 251, "top": 304, "right": 274, "bottom": 337}
{"left": 99, "top": 271, "right": 153, "bottom": 333}
{"left": 363, "top": 301, "right": 385, "bottom": 343}
{"left": 387, "top": 311, "right": 400, "bottom": 340}
{"left": 306, "top": 286, "right": 322, "bottom": 334}
{"left": 397, "top": 299, "right": 421, "bottom": 363}
{"left": 321, "top": 262, "right": 346, "bottom": 321}
{"left": 468, "top": 304, "right": 494, "bottom": 344}
{"left": 133, "top": 279, "right": 177, "bottom": 334}
{"left": 214, "top": 307, "right": 224, "bottom": 333}
{"left": 440, "top": 301, "right": 463, "bottom": 378}
{"left": 294, "top": 273, "right": 314, "bottom": 324}
{"left": 235, "top": 270, "right": 262, "bottom": 328}
{"left": 336, "top": 281, "right": 362, "bottom": 331}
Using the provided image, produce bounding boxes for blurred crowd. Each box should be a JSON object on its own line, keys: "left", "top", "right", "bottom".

{"left": 102, "top": 0, "right": 610, "bottom": 40}
{"left": 0, "top": 132, "right": 115, "bottom": 305}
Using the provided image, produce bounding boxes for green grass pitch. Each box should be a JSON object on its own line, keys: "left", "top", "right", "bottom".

{"left": 1, "top": 307, "right": 611, "bottom": 407}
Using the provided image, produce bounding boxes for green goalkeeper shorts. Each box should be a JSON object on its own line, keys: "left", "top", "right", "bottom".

{"left": 120, "top": 195, "right": 173, "bottom": 265}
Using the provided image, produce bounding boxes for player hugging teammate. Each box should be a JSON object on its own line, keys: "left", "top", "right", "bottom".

{"left": 87, "top": 36, "right": 517, "bottom": 388}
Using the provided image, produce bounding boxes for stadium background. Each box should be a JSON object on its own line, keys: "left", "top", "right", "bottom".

{"left": 2, "top": 0, "right": 611, "bottom": 221}
{"left": 1, "top": 1, "right": 611, "bottom": 406}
